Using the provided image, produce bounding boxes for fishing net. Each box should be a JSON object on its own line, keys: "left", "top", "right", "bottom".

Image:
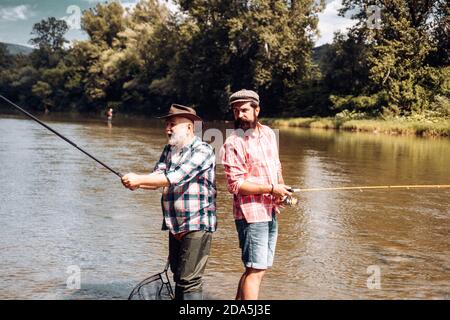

{"left": 128, "top": 260, "right": 174, "bottom": 300}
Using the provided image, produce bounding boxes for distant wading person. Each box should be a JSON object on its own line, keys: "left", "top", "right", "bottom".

{"left": 106, "top": 108, "right": 113, "bottom": 122}
{"left": 221, "top": 89, "right": 292, "bottom": 300}
{"left": 121, "top": 104, "right": 216, "bottom": 300}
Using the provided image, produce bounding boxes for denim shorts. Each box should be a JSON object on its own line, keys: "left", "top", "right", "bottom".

{"left": 235, "top": 213, "right": 278, "bottom": 270}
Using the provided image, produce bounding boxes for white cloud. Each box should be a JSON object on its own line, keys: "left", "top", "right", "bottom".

{"left": 315, "top": 0, "right": 356, "bottom": 46}
{"left": 0, "top": 5, "right": 34, "bottom": 22}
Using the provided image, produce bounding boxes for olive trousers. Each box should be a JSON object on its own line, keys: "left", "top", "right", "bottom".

{"left": 169, "top": 230, "right": 212, "bottom": 300}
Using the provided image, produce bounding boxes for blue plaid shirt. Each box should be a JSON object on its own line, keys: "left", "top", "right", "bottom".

{"left": 153, "top": 136, "right": 217, "bottom": 234}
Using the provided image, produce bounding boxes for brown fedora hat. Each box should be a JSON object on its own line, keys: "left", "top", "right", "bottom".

{"left": 156, "top": 104, "right": 202, "bottom": 122}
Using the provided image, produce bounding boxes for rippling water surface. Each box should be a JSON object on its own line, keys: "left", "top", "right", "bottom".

{"left": 0, "top": 114, "right": 449, "bottom": 299}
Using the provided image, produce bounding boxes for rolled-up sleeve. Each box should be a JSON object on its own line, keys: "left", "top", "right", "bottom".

{"left": 165, "top": 144, "right": 214, "bottom": 187}
{"left": 220, "top": 138, "right": 248, "bottom": 195}
{"left": 152, "top": 145, "right": 170, "bottom": 174}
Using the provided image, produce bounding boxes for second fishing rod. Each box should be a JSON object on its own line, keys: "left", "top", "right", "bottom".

{"left": 282, "top": 185, "right": 450, "bottom": 206}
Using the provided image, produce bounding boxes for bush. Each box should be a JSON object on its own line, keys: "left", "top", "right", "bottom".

{"left": 330, "top": 92, "right": 388, "bottom": 116}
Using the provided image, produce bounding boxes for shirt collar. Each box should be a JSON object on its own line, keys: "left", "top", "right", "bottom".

{"left": 246, "top": 122, "right": 264, "bottom": 139}
{"left": 170, "top": 135, "right": 199, "bottom": 153}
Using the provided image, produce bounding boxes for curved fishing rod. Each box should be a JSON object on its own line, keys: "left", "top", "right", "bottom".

{"left": 289, "top": 184, "right": 450, "bottom": 193}
{"left": 0, "top": 94, "right": 122, "bottom": 178}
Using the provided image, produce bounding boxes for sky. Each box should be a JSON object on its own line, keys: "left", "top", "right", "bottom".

{"left": 0, "top": 0, "right": 356, "bottom": 48}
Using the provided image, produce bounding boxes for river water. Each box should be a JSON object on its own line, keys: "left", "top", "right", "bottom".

{"left": 0, "top": 114, "right": 449, "bottom": 299}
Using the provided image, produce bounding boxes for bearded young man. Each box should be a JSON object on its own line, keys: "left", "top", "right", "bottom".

{"left": 220, "top": 89, "right": 292, "bottom": 300}
{"left": 121, "top": 104, "right": 216, "bottom": 300}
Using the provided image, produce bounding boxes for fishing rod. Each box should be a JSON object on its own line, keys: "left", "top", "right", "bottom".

{"left": 283, "top": 185, "right": 450, "bottom": 206}
{"left": 289, "top": 184, "right": 450, "bottom": 193}
{"left": 0, "top": 94, "right": 122, "bottom": 178}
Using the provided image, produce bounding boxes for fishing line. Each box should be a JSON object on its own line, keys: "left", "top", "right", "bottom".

{"left": 289, "top": 185, "right": 450, "bottom": 193}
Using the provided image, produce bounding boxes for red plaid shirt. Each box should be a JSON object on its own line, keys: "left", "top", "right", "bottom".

{"left": 221, "top": 123, "right": 282, "bottom": 222}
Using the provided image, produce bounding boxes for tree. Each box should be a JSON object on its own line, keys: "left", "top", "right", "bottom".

{"left": 368, "top": 16, "right": 436, "bottom": 115}
{"left": 322, "top": 32, "right": 370, "bottom": 96}
{"left": 32, "top": 81, "right": 53, "bottom": 112}
{"left": 334, "top": 0, "right": 448, "bottom": 116}
{"left": 0, "top": 43, "right": 13, "bottom": 69}
{"left": 428, "top": 0, "right": 449, "bottom": 66}
{"left": 99, "top": 0, "right": 172, "bottom": 113}
{"left": 171, "top": 0, "right": 323, "bottom": 118}
{"left": 29, "top": 17, "right": 69, "bottom": 51}
{"left": 72, "top": 0, "right": 173, "bottom": 112}
{"left": 3, "top": 0, "right": 341, "bottom": 118}
{"left": 81, "top": 2, "right": 125, "bottom": 47}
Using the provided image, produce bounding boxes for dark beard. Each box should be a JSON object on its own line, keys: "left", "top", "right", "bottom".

{"left": 234, "top": 118, "right": 258, "bottom": 130}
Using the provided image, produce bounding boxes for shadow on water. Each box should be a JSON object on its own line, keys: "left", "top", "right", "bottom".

{"left": 62, "top": 264, "right": 218, "bottom": 300}
{"left": 64, "top": 282, "right": 218, "bottom": 300}
{"left": 64, "top": 282, "right": 134, "bottom": 300}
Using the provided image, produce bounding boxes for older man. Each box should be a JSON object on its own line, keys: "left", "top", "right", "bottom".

{"left": 122, "top": 104, "right": 216, "bottom": 300}
{"left": 221, "top": 89, "right": 291, "bottom": 300}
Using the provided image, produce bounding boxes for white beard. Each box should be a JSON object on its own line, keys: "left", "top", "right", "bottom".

{"left": 168, "top": 129, "right": 189, "bottom": 149}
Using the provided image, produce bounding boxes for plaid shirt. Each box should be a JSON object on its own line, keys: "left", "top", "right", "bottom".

{"left": 153, "top": 136, "right": 216, "bottom": 234}
{"left": 221, "top": 123, "right": 282, "bottom": 223}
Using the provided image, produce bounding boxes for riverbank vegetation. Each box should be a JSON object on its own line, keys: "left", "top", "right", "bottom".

{"left": 0, "top": 0, "right": 448, "bottom": 134}
{"left": 262, "top": 115, "right": 450, "bottom": 137}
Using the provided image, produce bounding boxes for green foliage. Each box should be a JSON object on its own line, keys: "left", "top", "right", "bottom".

{"left": 82, "top": 2, "right": 125, "bottom": 47}
{"left": 29, "top": 17, "right": 69, "bottom": 51}
{"left": 427, "top": 0, "right": 449, "bottom": 66}
{"left": 322, "top": 31, "right": 371, "bottom": 95}
{"left": 166, "top": 0, "right": 322, "bottom": 118}
{"left": 0, "top": 0, "right": 447, "bottom": 122}
{"left": 330, "top": 92, "right": 388, "bottom": 116}
{"left": 32, "top": 81, "right": 52, "bottom": 108}
{"left": 368, "top": 16, "right": 434, "bottom": 115}
{"left": 0, "top": 43, "right": 12, "bottom": 69}
{"left": 328, "top": 0, "right": 449, "bottom": 118}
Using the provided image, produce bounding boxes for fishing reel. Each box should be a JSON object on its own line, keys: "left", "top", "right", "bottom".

{"left": 282, "top": 195, "right": 299, "bottom": 207}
